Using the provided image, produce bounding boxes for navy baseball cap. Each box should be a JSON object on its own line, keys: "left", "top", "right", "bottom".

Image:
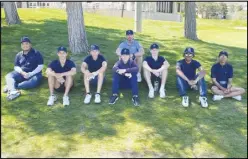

{"left": 57, "top": 46, "right": 67, "bottom": 53}
{"left": 21, "top": 36, "right": 31, "bottom": 43}
{"left": 126, "top": 30, "right": 134, "bottom": 35}
{"left": 184, "top": 47, "right": 194, "bottom": 54}
{"left": 219, "top": 51, "right": 228, "bottom": 57}
{"left": 150, "top": 43, "right": 159, "bottom": 50}
{"left": 121, "top": 48, "right": 130, "bottom": 55}
{"left": 90, "top": 44, "right": 100, "bottom": 51}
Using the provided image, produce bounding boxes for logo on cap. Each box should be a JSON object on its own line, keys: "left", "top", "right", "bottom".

{"left": 219, "top": 51, "right": 228, "bottom": 57}
{"left": 90, "top": 44, "right": 99, "bottom": 51}
{"left": 150, "top": 43, "right": 159, "bottom": 50}
{"left": 121, "top": 48, "right": 130, "bottom": 55}
{"left": 126, "top": 30, "right": 134, "bottom": 35}
{"left": 57, "top": 46, "right": 67, "bottom": 53}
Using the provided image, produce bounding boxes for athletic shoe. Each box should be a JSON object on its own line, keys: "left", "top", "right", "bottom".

{"left": 132, "top": 95, "right": 140, "bottom": 106}
{"left": 232, "top": 95, "right": 242, "bottom": 101}
{"left": 137, "top": 72, "right": 142, "bottom": 82}
{"left": 63, "top": 95, "right": 70, "bottom": 106}
{"left": 159, "top": 89, "right": 166, "bottom": 98}
{"left": 84, "top": 93, "right": 92, "bottom": 104}
{"left": 109, "top": 94, "right": 119, "bottom": 105}
{"left": 182, "top": 96, "right": 189, "bottom": 107}
{"left": 148, "top": 88, "right": 154, "bottom": 98}
{"left": 212, "top": 95, "right": 224, "bottom": 101}
{"left": 94, "top": 93, "right": 101, "bottom": 103}
{"left": 47, "top": 94, "right": 57, "bottom": 106}
{"left": 7, "top": 90, "right": 21, "bottom": 101}
{"left": 199, "top": 96, "right": 208, "bottom": 108}
{"left": 3, "top": 85, "right": 8, "bottom": 93}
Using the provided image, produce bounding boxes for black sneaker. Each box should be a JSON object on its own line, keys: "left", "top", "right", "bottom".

{"left": 132, "top": 95, "right": 140, "bottom": 106}
{"left": 109, "top": 94, "right": 119, "bottom": 105}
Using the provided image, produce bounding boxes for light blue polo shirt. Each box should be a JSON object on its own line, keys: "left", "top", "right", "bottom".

{"left": 118, "top": 40, "right": 142, "bottom": 54}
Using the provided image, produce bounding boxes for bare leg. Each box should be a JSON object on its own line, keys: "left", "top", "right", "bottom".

{"left": 136, "top": 56, "right": 143, "bottom": 73}
{"left": 48, "top": 75, "right": 59, "bottom": 95}
{"left": 84, "top": 73, "right": 90, "bottom": 93}
{"left": 160, "top": 69, "right": 168, "bottom": 91}
{"left": 223, "top": 87, "right": 245, "bottom": 97}
{"left": 211, "top": 86, "right": 225, "bottom": 95}
{"left": 143, "top": 68, "right": 153, "bottom": 89}
{"left": 64, "top": 76, "right": 73, "bottom": 96}
{"left": 97, "top": 73, "right": 104, "bottom": 93}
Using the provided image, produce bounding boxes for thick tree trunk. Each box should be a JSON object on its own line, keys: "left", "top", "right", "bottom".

{"left": 184, "top": 2, "right": 198, "bottom": 40}
{"left": 3, "top": 2, "right": 21, "bottom": 25}
{"left": 66, "top": 2, "right": 88, "bottom": 54}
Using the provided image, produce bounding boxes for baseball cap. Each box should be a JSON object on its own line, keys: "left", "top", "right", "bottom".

{"left": 219, "top": 51, "right": 228, "bottom": 57}
{"left": 126, "top": 30, "right": 134, "bottom": 35}
{"left": 121, "top": 48, "right": 130, "bottom": 55}
{"left": 57, "top": 46, "right": 67, "bottom": 53}
{"left": 21, "top": 36, "right": 31, "bottom": 43}
{"left": 150, "top": 43, "right": 159, "bottom": 50}
{"left": 90, "top": 44, "right": 100, "bottom": 51}
{"left": 184, "top": 47, "right": 194, "bottom": 54}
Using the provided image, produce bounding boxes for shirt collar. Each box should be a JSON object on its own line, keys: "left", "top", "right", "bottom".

{"left": 22, "top": 48, "right": 34, "bottom": 56}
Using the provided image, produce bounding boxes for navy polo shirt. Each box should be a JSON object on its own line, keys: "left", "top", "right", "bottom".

{"left": 14, "top": 48, "right": 44, "bottom": 73}
{"left": 144, "top": 56, "right": 166, "bottom": 69}
{"left": 48, "top": 59, "right": 76, "bottom": 73}
{"left": 83, "top": 54, "right": 106, "bottom": 72}
{"left": 176, "top": 59, "right": 201, "bottom": 80}
{"left": 211, "top": 63, "right": 233, "bottom": 88}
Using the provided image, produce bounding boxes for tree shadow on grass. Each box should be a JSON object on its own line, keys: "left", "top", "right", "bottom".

{"left": 1, "top": 18, "right": 247, "bottom": 157}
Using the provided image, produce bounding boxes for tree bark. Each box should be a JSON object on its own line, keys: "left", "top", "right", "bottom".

{"left": 3, "top": 2, "right": 21, "bottom": 25}
{"left": 184, "top": 2, "right": 198, "bottom": 40}
{"left": 66, "top": 2, "right": 88, "bottom": 54}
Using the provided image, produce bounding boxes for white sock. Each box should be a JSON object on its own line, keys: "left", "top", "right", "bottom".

{"left": 148, "top": 84, "right": 154, "bottom": 90}
{"left": 6, "top": 77, "right": 16, "bottom": 92}
{"left": 160, "top": 84, "right": 165, "bottom": 92}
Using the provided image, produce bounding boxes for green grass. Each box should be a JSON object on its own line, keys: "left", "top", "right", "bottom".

{"left": 1, "top": 8, "right": 247, "bottom": 157}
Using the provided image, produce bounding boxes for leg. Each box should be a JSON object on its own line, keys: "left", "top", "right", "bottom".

{"left": 17, "top": 73, "right": 43, "bottom": 90}
{"left": 112, "top": 72, "right": 121, "bottom": 95}
{"left": 197, "top": 77, "right": 207, "bottom": 97}
{"left": 5, "top": 71, "right": 25, "bottom": 91}
{"left": 223, "top": 87, "right": 246, "bottom": 97}
{"left": 176, "top": 75, "right": 189, "bottom": 96}
{"left": 211, "top": 86, "right": 225, "bottom": 95}
{"left": 96, "top": 72, "right": 105, "bottom": 93}
{"left": 136, "top": 56, "right": 143, "bottom": 74}
{"left": 160, "top": 69, "right": 168, "bottom": 91}
{"left": 143, "top": 68, "right": 153, "bottom": 89}
{"left": 64, "top": 76, "right": 73, "bottom": 96}
{"left": 130, "top": 73, "right": 138, "bottom": 96}
{"left": 83, "top": 73, "right": 90, "bottom": 93}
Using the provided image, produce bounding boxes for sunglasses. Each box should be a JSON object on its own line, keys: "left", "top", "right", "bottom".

{"left": 184, "top": 53, "right": 193, "bottom": 56}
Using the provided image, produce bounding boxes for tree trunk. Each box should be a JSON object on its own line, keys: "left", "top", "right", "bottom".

{"left": 184, "top": 2, "right": 198, "bottom": 40}
{"left": 66, "top": 2, "right": 88, "bottom": 54}
{"left": 3, "top": 2, "right": 21, "bottom": 25}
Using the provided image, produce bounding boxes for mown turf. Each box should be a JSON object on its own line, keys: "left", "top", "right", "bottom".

{"left": 1, "top": 8, "right": 247, "bottom": 158}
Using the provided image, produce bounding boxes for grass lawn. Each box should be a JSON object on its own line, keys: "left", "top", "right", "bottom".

{"left": 1, "top": 8, "right": 247, "bottom": 158}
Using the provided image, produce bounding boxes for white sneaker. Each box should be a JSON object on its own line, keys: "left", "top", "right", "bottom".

{"left": 212, "top": 95, "right": 224, "bottom": 101}
{"left": 199, "top": 96, "right": 208, "bottom": 108}
{"left": 148, "top": 88, "right": 154, "bottom": 98}
{"left": 159, "top": 89, "right": 166, "bottom": 98}
{"left": 63, "top": 95, "right": 70, "bottom": 106}
{"left": 3, "top": 85, "right": 8, "bottom": 93}
{"left": 84, "top": 93, "right": 92, "bottom": 104}
{"left": 94, "top": 93, "right": 101, "bottom": 103}
{"left": 137, "top": 72, "right": 142, "bottom": 82}
{"left": 47, "top": 95, "right": 57, "bottom": 106}
{"left": 182, "top": 96, "right": 189, "bottom": 107}
{"left": 232, "top": 95, "right": 242, "bottom": 101}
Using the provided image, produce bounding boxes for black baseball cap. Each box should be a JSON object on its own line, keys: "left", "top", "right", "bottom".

{"left": 126, "top": 30, "right": 134, "bottom": 35}
{"left": 121, "top": 48, "right": 130, "bottom": 55}
{"left": 150, "top": 43, "right": 159, "bottom": 50}
{"left": 21, "top": 36, "right": 31, "bottom": 43}
{"left": 57, "top": 46, "right": 67, "bottom": 53}
{"left": 90, "top": 44, "right": 100, "bottom": 51}
{"left": 219, "top": 51, "right": 228, "bottom": 57}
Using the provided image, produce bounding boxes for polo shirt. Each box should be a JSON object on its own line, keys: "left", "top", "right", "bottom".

{"left": 118, "top": 40, "right": 142, "bottom": 54}
{"left": 83, "top": 54, "right": 106, "bottom": 72}
{"left": 14, "top": 48, "right": 44, "bottom": 73}
{"left": 211, "top": 63, "right": 233, "bottom": 88}
{"left": 144, "top": 56, "right": 166, "bottom": 69}
{"left": 176, "top": 59, "right": 201, "bottom": 80}
{"left": 48, "top": 59, "right": 76, "bottom": 73}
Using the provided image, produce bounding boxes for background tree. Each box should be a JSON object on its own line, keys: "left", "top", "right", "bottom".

{"left": 3, "top": 2, "right": 21, "bottom": 25}
{"left": 184, "top": 2, "right": 198, "bottom": 40}
{"left": 66, "top": 2, "right": 88, "bottom": 54}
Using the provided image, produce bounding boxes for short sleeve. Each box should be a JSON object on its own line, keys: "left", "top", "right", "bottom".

{"left": 228, "top": 65, "right": 233, "bottom": 78}
{"left": 83, "top": 56, "right": 90, "bottom": 64}
{"left": 136, "top": 41, "right": 142, "bottom": 50}
{"left": 118, "top": 42, "right": 125, "bottom": 50}
{"left": 69, "top": 60, "right": 76, "bottom": 69}
{"left": 144, "top": 56, "right": 149, "bottom": 62}
{"left": 14, "top": 54, "right": 20, "bottom": 66}
{"left": 211, "top": 65, "right": 216, "bottom": 78}
{"left": 100, "top": 55, "right": 106, "bottom": 62}
{"left": 194, "top": 60, "right": 201, "bottom": 69}
{"left": 160, "top": 56, "right": 166, "bottom": 63}
{"left": 48, "top": 61, "right": 55, "bottom": 70}
{"left": 176, "top": 61, "right": 182, "bottom": 69}
{"left": 36, "top": 52, "right": 44, "bottom": 65}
